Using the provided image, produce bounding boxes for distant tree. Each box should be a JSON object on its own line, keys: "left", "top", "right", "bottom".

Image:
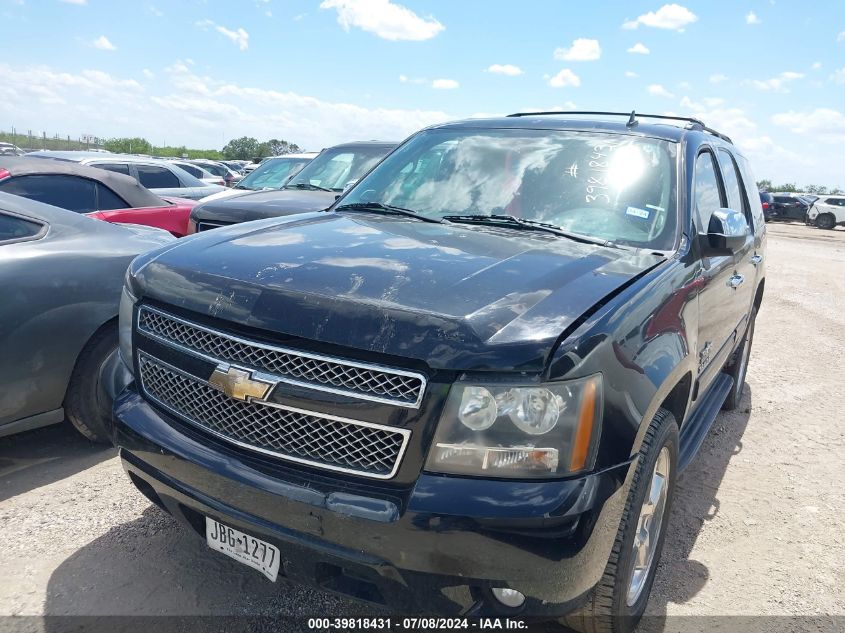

{"left": 831, "top": 188, "right": 843, "bottom": 195}
{"left": 775, "top": 182, "right": 797, "bottom": 193}
{"left": 266, "top": 139, "right": 302, "bottom": 155}
{"left": 104, "top": 137, "right": 153, "bottom": 154}
{"left": 804, "top": 184, "right": 828, "bottom": 194}
{"left": 222, "top": 136, "right": 259, "bottom": 160}
{"left": 756, "top": 178, "right": 772, "bottom": 191}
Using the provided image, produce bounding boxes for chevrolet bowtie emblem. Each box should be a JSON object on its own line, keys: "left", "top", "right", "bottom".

{"left": 208, "top": 364, "right": 274, "bottom": 402}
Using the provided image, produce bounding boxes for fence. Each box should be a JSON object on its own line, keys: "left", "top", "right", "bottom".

{"left": 0, "top": 129, "right": 105, "bottom": 152}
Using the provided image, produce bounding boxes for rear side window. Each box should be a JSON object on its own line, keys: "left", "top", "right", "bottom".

{"left": 0, "top": 175, "right": 97, "bottom": 213}
{"left": 693, "top": 151, "right": 724, "bottom": 232}
{"left": 717, "top": 149, "right": 752, "bottom": 228}
{"left": 176, "top": 163, "right": 203, "bottom": 178}
{"left": 96, "top": 183, "right": 129, "bottom": 210}
{"left": 0, "top": 212, "right": 44, "bottom": 243}
{"left": 95, "top": 163, "right": 131, "bottom": 175}
{"left": 135, "top": 164, "right": 180, "bottom": 188}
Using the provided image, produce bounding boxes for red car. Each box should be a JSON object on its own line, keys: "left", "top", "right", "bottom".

{"left": 0, "top": 157, "right": 195, "bottom": 236}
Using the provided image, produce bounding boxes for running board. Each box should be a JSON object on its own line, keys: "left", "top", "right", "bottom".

{"left": 678, "top": 374, "right": 733, "bottom": 471}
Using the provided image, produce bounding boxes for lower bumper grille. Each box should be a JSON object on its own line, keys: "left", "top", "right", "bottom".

{"left": 137, "top": 353, "right": 409, "bottom": 479}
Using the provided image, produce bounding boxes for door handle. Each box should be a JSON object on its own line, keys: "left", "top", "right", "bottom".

{"left": 728, "top": 274, "right": 745, "bottom": 289}
{"left": 750, "top": 254, "right": 763, "bottom": 266}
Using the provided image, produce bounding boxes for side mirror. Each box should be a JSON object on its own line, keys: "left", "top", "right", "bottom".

{"left": 705, "top": 208, "right": 748, "bottom": 253}
{"left": 342, "top": 179, "right": 358, "bottom": 193}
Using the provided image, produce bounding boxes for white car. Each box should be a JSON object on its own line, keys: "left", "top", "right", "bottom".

{"left": 197, "top": 153, "right": 318, "bottom": 203}
{"left": 807, "top": 195, "right": 845, "bottom": 229}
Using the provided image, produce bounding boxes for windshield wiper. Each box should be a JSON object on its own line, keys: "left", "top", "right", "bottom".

{"left": 334, "top": 202, "right": 447, "bottom": 224}
{"left": 441, "top": 214, "right": 618, "bottom": 248}
{"left": 285, "top": 182, "right": 334, "bottom": 192}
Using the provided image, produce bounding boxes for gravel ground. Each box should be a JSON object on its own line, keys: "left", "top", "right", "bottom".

{"left": 1, "top": 222, "right": 843, "bottom": 631}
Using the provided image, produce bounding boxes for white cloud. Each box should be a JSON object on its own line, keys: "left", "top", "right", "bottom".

{"left": 745, "top": 11, "right": 761, "bottom": 24}
{"left": 622, "top": 3, "right": 697, "bottom": 31}
{"left": 196, "top": 19, "right": 249, "bottom": 50}
{"left": 148, "top": 5, "right": 163, "bottom": 17}
{"left": 91, "top": 35, "right": 116, "bottom": 50}
{"left": 838, "top": 31, "right": 845, "bottom": 42}
{"left": 830, "top": 68, "right": 845, "bottom": 84}
{"left": 60, "top": 0, "right": 87, "bottom": 5}
{"left": 812, "top": 61, "right": 822, "bottom": 70}
{"left": 0, "top": 61, "right": 454, "bottom": 153}
{"left": 710, "top": 73, "right": 728, "bottom": 83}
{"left": 553, "top": 38, "right": 601, "bottom": 61}
{"left": 319, "top": 0, "right": 444, "bottom": 41}
{"left": 772, "top": 108, "right": 845, "bottom": 140}
{"left": 648, "top": 83, "right": 675, "bottom": 98}
{"left": 142, "top": 69, "right": 155, "bottom": 79}
{"left": 750, "top": 71, "right": 804, "bottom": 92}
{"left": 627, "top": 42, "right": 650, "bottom": 54}
{"left": 486, "top": 64, "right": 523, "bottom": 76}
{"left": 547, "top": 68, "right": 581, "bottom": 88}
{"left": 399, "top": 74, "right": 426, "bottom": 85}
{"left": 431, "top": 78, "right": 459, "bottom": 90}
{"left": 625, "top": 71, "right": 639, "bottom": 78}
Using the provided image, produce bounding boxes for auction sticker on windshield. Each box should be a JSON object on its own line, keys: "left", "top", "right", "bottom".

{"left": 206, "top": 517, "right": 280, "bottom": 581}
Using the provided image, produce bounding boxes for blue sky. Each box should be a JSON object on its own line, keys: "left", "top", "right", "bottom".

{"left": 2, "top": 0, "right": 845, "bottom": 186}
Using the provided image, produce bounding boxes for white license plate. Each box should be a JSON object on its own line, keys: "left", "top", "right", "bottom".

{"left": 205, "top": 517, "right": 281, "bottom": 581}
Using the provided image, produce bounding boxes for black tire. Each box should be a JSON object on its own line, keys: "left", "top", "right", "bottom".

{"left": 722, "top": 306, "right": 757, "bottom": 411}
{"left": 64, "top": 322, "right": 118, "bottom": 443}
{"left": 562, "top": 409, "right": 679, "bottom": 633}
{"left": 816, "top": 213, "right": 836, "bottom": 230}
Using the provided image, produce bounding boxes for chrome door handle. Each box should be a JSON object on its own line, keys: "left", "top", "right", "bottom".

{"left": 728, "top": 274, "right": 745, "bottom": 288}
{"left": 750, "top": 254, "right": 763, "bottom": 266}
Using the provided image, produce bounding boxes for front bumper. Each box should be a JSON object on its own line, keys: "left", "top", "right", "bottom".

{"left": 114, "top": 386, "right": 634, "bottom": 616}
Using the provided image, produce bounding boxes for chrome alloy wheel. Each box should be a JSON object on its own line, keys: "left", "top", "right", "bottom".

{"left": 626, "top": 446, "right": 671, "bottom": 606}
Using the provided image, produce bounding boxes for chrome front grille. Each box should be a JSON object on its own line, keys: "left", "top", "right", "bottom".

{"left": 137, "top": 306, "right": 425, "bottom": 407}
{"left": 137, "top": 353, "right": 409, "bottom": 479}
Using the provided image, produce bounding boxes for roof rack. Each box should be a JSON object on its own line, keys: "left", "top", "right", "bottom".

{"left": 506, "top": 110, "right": 733, "bottom": 144}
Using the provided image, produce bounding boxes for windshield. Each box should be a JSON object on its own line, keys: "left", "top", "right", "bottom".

{"left": 287, "top": 146, "right": 392, "bottom": 191}
{"left": 339, "top": 129, "right": 679, "bottom": 250}
{"left": 238, "top": 156, "right": 311, "bottom": 190}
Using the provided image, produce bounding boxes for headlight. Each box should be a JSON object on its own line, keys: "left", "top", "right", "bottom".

{"left": 425, "top": 374, "right": 602, "bottom": 478}
{"left": 118, "top": 280, "right": 137, "bottom": 377}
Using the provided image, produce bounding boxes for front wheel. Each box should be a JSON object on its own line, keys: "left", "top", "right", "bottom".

{"left": 562, "top": 409, "right": 679, "bottom": 633}
{"left": 64, "top": 322, "right": 118, "bottom": 443}
{"left": 816, "top": 213, "right": 836, "bottom": 230}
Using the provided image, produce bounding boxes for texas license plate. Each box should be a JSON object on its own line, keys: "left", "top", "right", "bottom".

{"left": 205, "top": 517, "right": 281, "bottom": 581}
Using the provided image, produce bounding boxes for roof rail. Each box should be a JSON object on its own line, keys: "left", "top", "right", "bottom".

{"left": 506, "top": 110, "right": 733, "bottom": 144}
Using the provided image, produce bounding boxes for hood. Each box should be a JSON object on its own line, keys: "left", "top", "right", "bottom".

{"left": 133, "top": 213, "right": 664, "bottom": 371}
{"left": 191, "top": 189, "right": 337, "bottom": 224}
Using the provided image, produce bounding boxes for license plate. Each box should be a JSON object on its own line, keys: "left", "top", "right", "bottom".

{"left": 205, "top": 517, "right": 281, "bottom": 581}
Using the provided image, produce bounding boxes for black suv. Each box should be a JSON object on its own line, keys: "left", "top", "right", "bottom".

{"left": 770, "top": 193, "right": 810, "bottom": 221}
{"left": 114, "top": 112, "right": 765, "bottom": 631}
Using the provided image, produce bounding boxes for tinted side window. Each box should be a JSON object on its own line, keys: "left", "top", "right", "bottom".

{"left": 176, "top": 163, "right": 203, "bottom": 178}
{"left": 96, "top": 183, "right": 129, "bottom": 210}
{"left": 774, "top": 196, "right": 790, "bottom": 204}
{"left": 736, "top": 154, "right": 764, "bottom": 230}
{"left": 95, "top": 163, "right": 131, "bottom": 175}
{"left": 0, "top": 212, "right": 44, "bottom": 243}
{"left": 135, "top": 165, "right": 180, "bottom": 188}
{"left": 717, "top": 150, "right": 744, "bottom": 211}
{"left": 0, "top": 175, "right": 97, "bottom": 212}
{"left": 718, "top": 149, "right": 752, "bottom": 228}
{"left": 693, "top": 151, "right": 724, "bottom": 232}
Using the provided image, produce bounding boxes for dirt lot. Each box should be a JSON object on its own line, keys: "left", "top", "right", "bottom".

{"left": 1, "top": 222, "right": 843, "bottom": 630}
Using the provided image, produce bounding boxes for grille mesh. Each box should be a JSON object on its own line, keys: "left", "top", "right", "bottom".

{"left": 138, "top": 307, "right": 424, "bottom": 406}
{"left": 138, "top": 355, "right": 406, "bottom": 477}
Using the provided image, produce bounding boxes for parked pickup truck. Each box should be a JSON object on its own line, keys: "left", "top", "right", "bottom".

{"left": 113, "top": 112, "right": 766, "bottom": 631}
